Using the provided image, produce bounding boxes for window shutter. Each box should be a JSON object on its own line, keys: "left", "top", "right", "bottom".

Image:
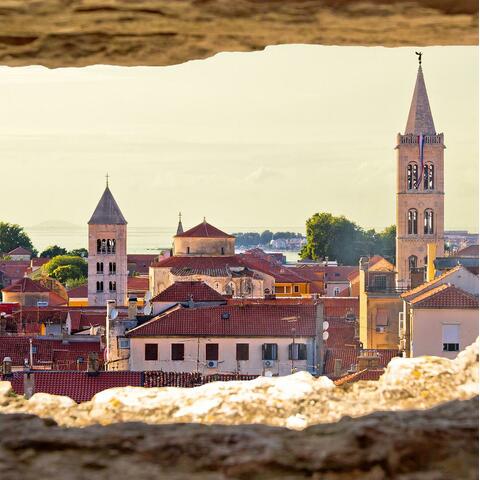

{"left": 288, "top": 343, "right": 293, "bottom": 360}
{"left": 442, "top": 325, "right": 459, "bottom": 343}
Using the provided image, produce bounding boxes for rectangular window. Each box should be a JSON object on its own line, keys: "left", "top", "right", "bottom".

{"left": 118, "top": 338, "right": 130, "bottom": 349}
{"left": 262, "top": 343, "right": 278, "bottom": 361}
{"left": 293, "top": 285, "right": 300, "bottom": 293}
{"left": 144, "top": 343, "right": 158, "bottom": 361}
{"left": 236, "top": 343, "right": 249, "bottom": 361}
{"left": 206, "top": 343, "right": 219, "bottom": 361}
{"left": 442, "top": 324, "right": 460, "bottom": 352}
{"left": 171, "top": 343, "right": 185, "bottom": 361}
{"left": 373, "top": 275, "right": 387, "bottom": 290}
{"left": 288, "top": 343, "right": 307, "bottom": 360}
{"left": 275, "top": 285, "right": 285, "bottom": 294}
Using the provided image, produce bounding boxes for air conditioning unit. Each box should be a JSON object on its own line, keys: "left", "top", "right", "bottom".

{"left": 263, "top": 360, "right": 275, "bottom": 368}
{"left": 206, "top": 360, "right": 218, "bottom": 369}
{"left": 376, "top": 326, "right": 386, "bottom": 333}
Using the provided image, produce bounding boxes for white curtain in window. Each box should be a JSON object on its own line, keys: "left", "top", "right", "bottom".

{"left": 442, "top": 324, "right": 459, "bottom": 343}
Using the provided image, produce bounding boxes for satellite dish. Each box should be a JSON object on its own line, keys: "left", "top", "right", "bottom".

{"left": 145, "top": 291, "right": 152, "bottom": 302}
{"left": 323, "top": 321, "right": 329, "bottom": 331}
{"left": 143, "top": 304, "right": 152, "bottom": 315}
{"left": 109, "top": 308, "right": 119, "bottom": 320}
{"left": 322, "top": 331, "right": 329, "bottom": 341}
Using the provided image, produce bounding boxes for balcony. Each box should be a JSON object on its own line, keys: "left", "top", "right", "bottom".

{"left": 365, "top": 286, "right": 409, "bottom": 296}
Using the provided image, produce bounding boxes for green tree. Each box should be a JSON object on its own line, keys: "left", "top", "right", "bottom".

{"left": 65, "top": 276, "right": 87, "bottom": 290}
{"left": 69, "top": 248, "right": 88, "bottom": 258}
{"left": 0, "top": 222, "right": 37, "bottom": 257}
{"left": 40, "top": 245, "right": 68, "bottom": 258}
{"left": 43, "top": 255, "right": 88, "bottom": 285}
{"left": 51, "top": 265, "right": 84, "bottom": 284}
{"left": 300, "top": 213, "right": 395, "bottom": 265}
{"left": 260, "top": 230, "right": 274, "bottom": 245}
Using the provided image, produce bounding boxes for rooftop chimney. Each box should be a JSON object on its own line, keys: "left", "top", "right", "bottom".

{"left": 128, "top": 297, "right": 138, "bottom": 320}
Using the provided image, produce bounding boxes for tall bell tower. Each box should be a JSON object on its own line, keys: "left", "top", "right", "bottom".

{"left": 88, "top": 178, "right": 128, "bottom": 306}
{"left": 396, "top": 54, "right": 445, "bottom": 288}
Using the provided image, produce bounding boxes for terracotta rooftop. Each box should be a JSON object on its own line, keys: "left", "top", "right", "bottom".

{"left": 127, "top": 304, "right": 316, "bottom": 338}
{"left": 334, "top": 368, "right": 385, "bottom": 386}
{"left": 127, "top": 254, "right": 158, "bottom": 274}
{"left": 401, "top": 265, "right": 464, "bottom": 301}
{"left": 2, "top": 277, "right": 51, "bottom": 294}
{"left": 67, "top": 284, "right": 88, "bottom": 298}
{"left": 409, "top": 284, "right": 479, "bottom": 309}
{"left": 151, "top": 281, "right": 226, "bottom": 303}
{"left": 175, "top": 220, "right": 234, "bottom": 239}
{"left": 324, "top": 266, "right": 358, "bottom": 283}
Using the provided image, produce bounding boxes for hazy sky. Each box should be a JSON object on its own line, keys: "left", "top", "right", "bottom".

{"left": 0, "top": 45, "right": 477, "bottom": 236}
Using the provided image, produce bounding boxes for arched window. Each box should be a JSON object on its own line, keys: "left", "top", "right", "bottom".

{"left": 96, "top": 262, "right": 103, "bottom": 274}
{"left": 109, "top": 281, "right": 116, "bottom": 292}
{"left": 97, "top": 239, "right": 101, "bottom": 253}
{"left": 408, "top": 255, "right": 417, "bottom": 271}
{"left": 96, "top": 281, "right": 103, "bottom": 292}
{"left": 101, "top": 239, "right": 107, "bottom": 254}
{"left": 407, "top": 163, "right": 418, "bottom": 189}
{"left": 111, "top": 239, "right": 116, "bottom": 254}
{"left": 109, "top": 262, "right": 116, "bottom": 274}
{"left": 423, "top": 164, "right": 434, "bottom": 190}
{"left": 424, "top": 209, "right": 434, "bottom": 234}
{"left": 408, "top": 209, "right": 418, "bottom": 235}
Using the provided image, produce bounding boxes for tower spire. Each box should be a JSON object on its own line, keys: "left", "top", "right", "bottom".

{"left": 106, "top": 173, "right": 109, "bottom": 188}
{"left": 405, "top": 53, "right": 436, "bottom": 135}
{"left": 176, "top": 212, "right": 184, "bottom": 235}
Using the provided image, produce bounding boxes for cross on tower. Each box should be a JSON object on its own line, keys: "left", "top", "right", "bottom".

{"left": 105, "top": 173, "right": 109, "bottom": 187}
{"left": 415, "top": 51, "right": 422, "bottom": 65}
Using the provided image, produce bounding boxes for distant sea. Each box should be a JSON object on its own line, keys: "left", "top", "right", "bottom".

{"left": 26, "top": 224, "right": 303, "bottom": 263}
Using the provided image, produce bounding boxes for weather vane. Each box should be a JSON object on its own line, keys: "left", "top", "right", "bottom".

{"left": 415, "top": 51, "right": 422, "bottom": 65}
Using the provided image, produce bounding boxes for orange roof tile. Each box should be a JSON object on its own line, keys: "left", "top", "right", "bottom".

{"left": 175, "top": 221, "right": 234, "bottom": 239}
{"left": 409, "top": 284, "right": 479, "bottom": 309}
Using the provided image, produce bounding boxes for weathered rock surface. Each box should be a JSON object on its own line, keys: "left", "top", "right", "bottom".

{"left": 0, "top": 0, "right": 477, "bottom": 68}
{"left": 0, "top": 339, "right": 478, "bottom": 429}
{"left": 0, "top": 397, "right": 477, "bottom": 479}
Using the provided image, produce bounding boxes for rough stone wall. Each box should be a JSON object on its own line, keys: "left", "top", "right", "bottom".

{"left": 0, "top": 1, "right": 476, "bottom": 68}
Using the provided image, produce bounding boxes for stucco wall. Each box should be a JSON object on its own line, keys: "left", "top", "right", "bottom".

{"left": 174, "top": 237, "right": 235, "bottom": 256}
{"left": 129, "top": 336, "right": 314, "bottom": 376}
{"left": 411, "top": 308, "right": 479, "bottom": 358}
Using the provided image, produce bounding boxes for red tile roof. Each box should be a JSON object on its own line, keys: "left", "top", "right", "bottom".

{"left": 2, "top": 277, "right": 51, "bottom": 293}
{"left": 175, "top": 221, "right": 234, "bottom": 239}
{"left": 323, "top": 318, "right": 357, "bottom": 348}
{"left": 8, "top": 371, "right": 142, "bottom": 403}
{"left": 127, "top": 276, "right": 149, "bottom": 292}
{"left": 127, "top": 304, "right": 316, "bottom": 337}
{"left": 30, "top": 258, "right": 50, "bottom": 268}
{"left": 409, "top": 284, "right": 479, "bottom": 309}
{"left": 7, "top": 246, "right": 32, "bottom": 256}
{"left": 151, "top": 255, "right": 259, "bottom": 278}
{"left": 0, "top": 336, "right": 102, "bottom": 368}
{"left": 456, "top": 245, "right": 479, "bottom": 257}
{"left": 151, "top": 281, "right": 226, "bottom": 303}
{"left": 127, "top": 254, "right": 158, "bottom": 274}
{"left": 400, "top": 265, "right": 463, "bottom": 301}
{"left": 324, "top": 346, "right": 358, "bottom": 377}
{"left": 67, "top": 284, "right": 88, "bottom": 298}
{"left": 240, "top": 254, "right": 309, "bottom": 284}
{"left": 323, "top": 297, "right": 359, "bottom": 318}
{"left": 324, "top": 266, "right": 357, "bottom": 283}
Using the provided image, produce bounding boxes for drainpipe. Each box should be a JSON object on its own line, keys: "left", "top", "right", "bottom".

{"left": 427, "top": 243, "right": 436, "bottom": 282}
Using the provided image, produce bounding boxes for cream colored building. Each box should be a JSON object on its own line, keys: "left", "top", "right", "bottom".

{"left": 149, "top": 219, "right": 274, "bottom": 298}
{"left": 396, "top": 61, "right": 445, "bottom": 289}
{"left": 126, "top": 303, "right": 320, "bottom": 375}
{"left": 399, "top": 265, "right": 479, "bottom": 357}
{"left": 403, "top": 284, "right": 478, "bottom": 359}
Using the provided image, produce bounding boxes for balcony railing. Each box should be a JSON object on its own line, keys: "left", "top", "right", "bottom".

{"left": 365, "top": 286, "right": 409, "bottom": 294}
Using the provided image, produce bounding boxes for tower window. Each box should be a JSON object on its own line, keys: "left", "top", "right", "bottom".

{"left": 408, "top": 209, "right": 418, "bottom": 235}
{"left": 186, "top": 246, "right": 190, "bottom": 254}
{"left": 407, "top": 163, "right": 418, "bottom": 190}
{"left": 424, "top": 209, "right": 434, "bottom": 235}
{"left": 408, "top": 255, "right": 418, "bottom": 271}
{"left": 423, "top": 164, "right": 434, "bottom": 190}
{"left": 101, "top": 239, "right": 107, "bottom": 254}
{"left": 109, "top": 281, "right": 116, "bottom": 292}
{"left": 96, "top": 281, "right": 104, "bottom": 292}
{"left": 96, "top": 262, "right": 104, "bottom": 274}
{"left": 97, "top": 239, "right": 101, "bottom": 254}
{"left": 109, "top": 262, "right": 116, "bottom": 274}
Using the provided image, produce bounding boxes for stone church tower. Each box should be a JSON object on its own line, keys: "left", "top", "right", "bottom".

{"left": 88, "top": 182, "right": 128, "bottom": 306}
{"left": 396, "top": 59, "right": 445, "bottom": 288}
